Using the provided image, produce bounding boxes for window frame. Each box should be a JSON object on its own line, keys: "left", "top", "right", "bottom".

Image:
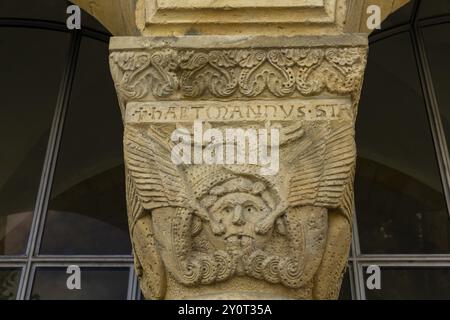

{"left": 350, "top": 0, "right": 450, "bottom": 300}
{"left": 0, "top": 14, "right": 136, "bottom": 300}
{"left": 1, "top": 0, "right": 450, "bottom": 300}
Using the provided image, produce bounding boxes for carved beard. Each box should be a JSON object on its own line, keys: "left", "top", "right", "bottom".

{"left": 171, "top": 205, "right": 327, "bottom": 289}
{"left": 225, "top": 235, "right": 257, "bottom": 276}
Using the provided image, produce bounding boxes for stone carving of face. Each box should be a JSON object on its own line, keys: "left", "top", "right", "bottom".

{"left": 200, "top": 177, "right": 278, "bottom": 256}
{"left": 210, "top": 192, "right": 271, "bottom": 249}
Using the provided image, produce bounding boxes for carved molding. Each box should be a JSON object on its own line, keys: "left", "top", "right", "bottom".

{"left": 140, "top": 0, "right": 347, "bottom": 36}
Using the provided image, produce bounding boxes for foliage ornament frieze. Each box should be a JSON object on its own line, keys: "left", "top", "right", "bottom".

{"left": 110, "top": 46, "right": 367, "bottom": 105}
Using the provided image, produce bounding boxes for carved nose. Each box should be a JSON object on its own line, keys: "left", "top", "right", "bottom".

{"left": 232, "top": 205, "right": 245, "bottom": 226}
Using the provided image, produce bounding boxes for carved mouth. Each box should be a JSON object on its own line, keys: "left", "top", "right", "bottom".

{"left": 225, "top": 233, "right": 254, "bottom": 241}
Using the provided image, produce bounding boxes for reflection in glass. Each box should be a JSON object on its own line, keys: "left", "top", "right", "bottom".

{"left": 422, "top": 23, "right": 450, "bottom": 154}
{"left": 356, "top": 32, "right": 449, "bottom": 253}
{"left": 0, "top": 0, "right": 67, "bottom": 23}
{"left": 0, "top": 28, "right": 69, "bottom": 255}
{"left": 364, "top": 267, "right": 450, "bottom": 300}
{"left": 31, "top": 267, "right": 129, "bottom": 300}
{"left": 40, "top": 37, "right": 131, "bottom": 255}
{"left": 356, "top": 158, "right": 450, "bottom": 253}
{"left": 418, "top": 0, "right": 450, "bottom": 19}
{"left": 0, "top": 268, "right": 20, "bottom": 300}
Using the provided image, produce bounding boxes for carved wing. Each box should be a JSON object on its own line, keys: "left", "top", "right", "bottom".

{"left": 287, "top": 122, "right": 356, "bottom": 217}
{"left": 126, "top": 173, "right": 166, "bottom": 300}
{"left": 124, "top": 125, "right": 190, "bottom": 212}
{"left": 124, "top": 124, "right": 194, "bottom": 300}
{"left": 315, "top": 123, "right": 356, "bottom": 208}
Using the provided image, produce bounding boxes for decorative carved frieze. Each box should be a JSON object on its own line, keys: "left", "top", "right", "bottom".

{"left": 110, "top": 37, "right": 367, "bottom": 107}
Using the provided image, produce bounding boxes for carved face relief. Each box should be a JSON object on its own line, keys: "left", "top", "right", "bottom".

{"left": 200, "top": 178, "right": 277, "bottom": 256}
{"left": 210, "top": 193, "right": 271, "bottom": 244}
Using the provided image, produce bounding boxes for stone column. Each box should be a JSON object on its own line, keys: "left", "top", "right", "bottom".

{"left": 103, "top": 0, "right": 407, "bottom": 300}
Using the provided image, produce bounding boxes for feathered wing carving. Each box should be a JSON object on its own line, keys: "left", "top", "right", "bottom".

{"left": 124, "top": 125, "right": 190, "bottom": 212}
{"left": 284, "top": 121, "right": 355, "bottom": 299}
{"left": 287, "top": 122, "right": 356, "bottom": 221}
{"left": 124, "top": 124, "right": 194, "bottom": 299}
{"left": 126, "top": 172, "right": 166, "bottom": 300}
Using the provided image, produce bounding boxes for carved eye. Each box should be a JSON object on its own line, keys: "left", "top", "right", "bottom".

{"left": 245, "top": 205, "right": 257, "bottom": 214}
{"left": 223, "top": 206, "right": 232, "bottom": 214}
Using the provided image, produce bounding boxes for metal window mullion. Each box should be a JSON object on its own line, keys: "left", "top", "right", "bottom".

{"left": 132, "top": 273, "right": 140, "bottom": 300}
{"left": 30, "top": 255, "right": 133, "bottom": 263}
{"left": 351, "top": 208, "right": 364, "bottom": 299}
{"left": 126, "top": 267, "right": 136, "bottom": 300}
{"left": 355, "top": 254, "right": 450, "bottom": 262}
{"left": 17, "top": 30, "right": 82, "bottom": 300}
{"left": 369, "top": 24, "right": 411, "bottom": 45}
{"left": 358, "top": 261, "right": 450, "bottom": 268}
{"left": 349, "top": 219, "right": 364, "bottom": 300}
{"left": 0, "top": 18, "right": 68, "bottom": 32}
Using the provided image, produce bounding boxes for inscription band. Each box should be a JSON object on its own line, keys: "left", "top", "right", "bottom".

{"left": 125, "top": 99, "right": 352, "bottom": 123}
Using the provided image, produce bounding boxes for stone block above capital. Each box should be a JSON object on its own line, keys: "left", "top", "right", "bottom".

{"left": 72, "top": 0, "right": 410, "bottom": 36}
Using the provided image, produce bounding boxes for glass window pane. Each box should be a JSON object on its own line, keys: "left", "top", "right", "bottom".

{"left": 422, "top": 23, "right": 450, "bottom": 154}
{"left": 30, "top": 267, "right": 129, "bottom": 300}
{"left": 0, "top": 0, "right": 67, "bottom": 23}
{"left": 0, "top": 268, "right": 21, "bottom": 300}
{"left": 0, "top": 28, "right": 69, "bottom": 255}
{"left": 40, "top": 37, "right": 131, "bottom": 255}
{"left": 364, "top": 267, "right": 450, "bottom": 300}
{"left": 356, "top": 32, "right": 450, "bottom": 254}
{"left": 338, "top": 266, "right": 352, "bottom": 300}
{"left": 419, "top": 0, "right": 450, "bottom": 20}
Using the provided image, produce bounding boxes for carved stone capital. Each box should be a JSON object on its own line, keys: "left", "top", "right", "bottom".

{"left": 109, "top": 35, "right": 367, "bottom": 300}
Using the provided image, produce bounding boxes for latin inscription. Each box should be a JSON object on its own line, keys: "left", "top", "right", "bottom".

{"left": 125, "top": 99, "right": 352, "bottom": 124}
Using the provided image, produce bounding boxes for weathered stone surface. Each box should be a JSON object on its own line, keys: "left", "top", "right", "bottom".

{"left": 110, "top": 35, "right": 367, "bottom": 300}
